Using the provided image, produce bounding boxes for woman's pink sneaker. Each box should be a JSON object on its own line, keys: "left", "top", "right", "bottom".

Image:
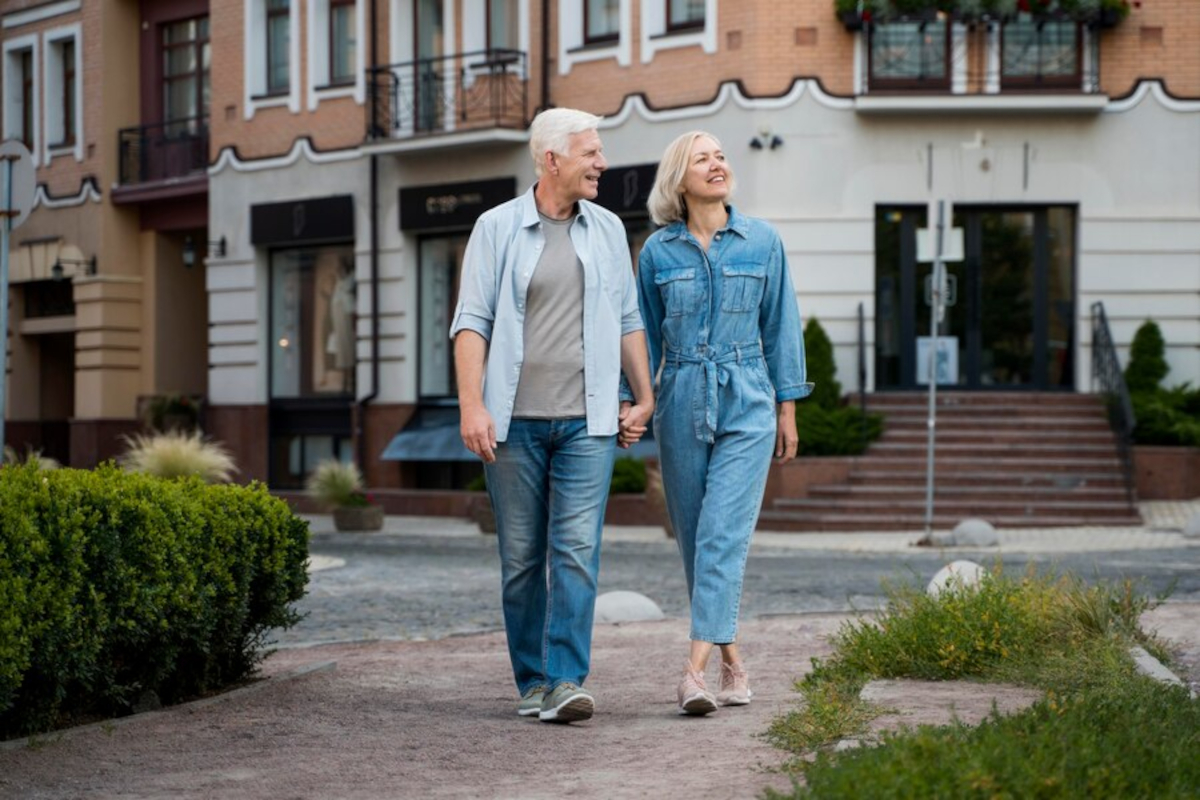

{"left": 677, "top": 663, "right": 718, "bottom": 716}
{"left": 717, "top": 661, "right": 751, "bottom": 706}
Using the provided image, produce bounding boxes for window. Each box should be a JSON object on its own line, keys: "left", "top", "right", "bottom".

{"left": 585, "top": 0, "right": 619, "bottom": 44}
{"left": 162, "top": 17, "right": 210, "bottom": 135}
{"left": 419, "top": 236, "right": 468, "bottom": 398}
{"left": 329, "top": 0, "right": 357, "bottom": 85}
{"left": 1002, "top": 18, "right": 1080, "bottom": 89}
{"left": 54, "top": 40, "right": 75, "bottom": 146}
{"left": 267, "top": 0, "right": 291, "bottom": 95}
{"left": 270, "top": 245, "right": 357, "bottom": 399}
{"left": 868, "top": 21, "right": 950, "bottom": 91}
{"left": 667, "top": 0, "right": 704, "bottom": 32}
{"left": 19, "top": 48, "right": 34, "bottom": 150}
{"left": 488, "top": 0, "right": 518, "bottom": 50}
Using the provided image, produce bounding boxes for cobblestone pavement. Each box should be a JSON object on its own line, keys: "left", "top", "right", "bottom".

{"left": 279, "top": 500, "right": 1200, "bottom": 649}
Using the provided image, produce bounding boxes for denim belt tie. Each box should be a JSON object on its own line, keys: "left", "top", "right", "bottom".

{"left": 665, "top": 344, "right": 763, "bottom": 444}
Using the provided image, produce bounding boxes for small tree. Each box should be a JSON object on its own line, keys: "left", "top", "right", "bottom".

{"left": 1125, "top": 320, "right": 1169, "bottom": 393}
{"left": 803, "top": 318, "right": 841, "bottom": 409}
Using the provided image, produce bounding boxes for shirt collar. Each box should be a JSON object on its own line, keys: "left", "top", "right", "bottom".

{"left": 521, "top": 183, "right": 592, "bottom": 228}
{"left": 660, "top": 205, "right": 747, "bottom": 241}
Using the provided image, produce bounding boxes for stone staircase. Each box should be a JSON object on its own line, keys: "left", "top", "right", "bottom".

{"left": 759, "top": 392, "right": 1142, "bottom": 532}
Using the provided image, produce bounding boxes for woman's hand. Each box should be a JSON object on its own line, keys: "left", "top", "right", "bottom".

{"left": 775, "top": 400, "right": 798, "bottom": 463}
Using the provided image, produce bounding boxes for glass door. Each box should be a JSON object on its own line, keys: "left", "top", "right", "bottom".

{"left": 875, "top": 205, "right": 1075, "bottom": 391}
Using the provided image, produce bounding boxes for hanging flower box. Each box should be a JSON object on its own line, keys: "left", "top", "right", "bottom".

{"left": 833, "top": 0, "right": 1131, "bottom": 28}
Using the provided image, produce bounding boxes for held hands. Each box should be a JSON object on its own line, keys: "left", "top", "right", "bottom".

{"left": 775, "top": 400, "right": 798, "bottom": 463}
{"left": 618, "top": 400, "right": 654, "bottom": 449}
{"left": 460, "top": 404, "right": 498, "bottom": 463}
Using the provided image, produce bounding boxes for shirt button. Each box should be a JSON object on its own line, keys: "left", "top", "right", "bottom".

{"left": 715, "top": 234, "right": 722, "bottom": 240}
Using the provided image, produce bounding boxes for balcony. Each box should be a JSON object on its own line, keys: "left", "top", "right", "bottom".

{"left": 113, "top": 117, "right": 209, "bottom": 204}
{"left": 365, "top": 49, "right": 529, "bottom": 155}
{"left": 849, "top": 16, "right": 1109, "bottom": 114}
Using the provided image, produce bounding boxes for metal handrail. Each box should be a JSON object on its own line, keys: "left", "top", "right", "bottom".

{"left": 118, "top": 116, "right": 209, "bottom": 185}
{"left": 857, "top": 301, "right": 868, "bottom": 449}
{"left": 1090, "top": 301, "right": 1137, "bottom": 505}
{"left": 367, "top": 49, "right": 528, "bottom": 139}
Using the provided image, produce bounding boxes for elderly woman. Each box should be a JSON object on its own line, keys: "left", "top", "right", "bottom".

{"left": 634, "top": 131, "right": 811, "bottom": 714}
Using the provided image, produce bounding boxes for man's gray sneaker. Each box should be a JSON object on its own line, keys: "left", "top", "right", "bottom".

{"left": 538, "top": 682, "right": 594, "bottom": 723}
{"left": 518, "top": 685, "right": 546, "bottom": 717}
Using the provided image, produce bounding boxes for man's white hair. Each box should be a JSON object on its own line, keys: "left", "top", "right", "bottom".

{"left": 529, "top": 108, "right": 603, "bottom": 176}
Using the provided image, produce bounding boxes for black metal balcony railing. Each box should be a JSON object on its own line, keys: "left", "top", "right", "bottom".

{"left": 118, "top": 117, "right": 209, "bottom": 186}
{"left": 862, "top": 19, "right": 1101, "bottom": 95}
{"left": 1091, "top": 301, "right": 1137, "bottom": 505}
{"left": 368, "top": 49, "right": 527, "bottom": 140}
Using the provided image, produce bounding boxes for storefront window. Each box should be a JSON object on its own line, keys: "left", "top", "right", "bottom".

{"left": 270, "top": 245, "right": 356, "bottom": 398}
{"left": 419, "top": 235, "right": 468, "bottom": 398}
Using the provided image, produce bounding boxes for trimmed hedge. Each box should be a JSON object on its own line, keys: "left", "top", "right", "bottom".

{"left": 0, "top": 464, "right": 309, "bottom": 739}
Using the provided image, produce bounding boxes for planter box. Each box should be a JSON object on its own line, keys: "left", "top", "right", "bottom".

{"left": 333, "top": 504, "right": 385, "bottom": 532}
{"left": 838, "top": 10, "right": 865, "bottom": 30}
{"left": 1133, "top": 446, "right": 1200, "bottom": 501}
{"left": 765, "top": 456, "right": 858, "bottom": 503}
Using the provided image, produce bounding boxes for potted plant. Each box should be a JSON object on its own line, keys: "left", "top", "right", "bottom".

{"left": 145, "top": 393, "right": 202, "bottom": 433}
{"left": 306, "top": 460, "right": 385, "bottom": 532}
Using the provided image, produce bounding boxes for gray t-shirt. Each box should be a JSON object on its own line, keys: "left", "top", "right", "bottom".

{"left": 512, "top": 213, "right": 586, "bottom": 418}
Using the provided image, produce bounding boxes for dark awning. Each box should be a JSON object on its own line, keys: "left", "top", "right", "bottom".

{"left": 381, "top": 405, "right": 659, "bottom": 462}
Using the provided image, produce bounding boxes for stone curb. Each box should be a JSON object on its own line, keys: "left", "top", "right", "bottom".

{"left": 0, "top": 660, "right": 337, "bottom": 752}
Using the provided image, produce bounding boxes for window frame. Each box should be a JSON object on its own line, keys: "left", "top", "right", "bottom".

{"left": 999, "top": 17, "right": 1083, "bottom": 92}
{"left": 3, "top": 34, "right": 40, "bottom": 165}
{"left": 266, "top": 0, "right": 291, "bottom": 96}
{"left": 666, "top": 0, "right": 705, "bottom": 34}
{"left": 583, "top": 0, "right": 620, "bottom": 45}
{"left": 328, "top": 0, "right": 357, "bottom": 86}
{"left": 161, "top": 16, "right": 210, "bottom": 133}
{"left": 866, "top": 19, "right": 952, "bottom": 92}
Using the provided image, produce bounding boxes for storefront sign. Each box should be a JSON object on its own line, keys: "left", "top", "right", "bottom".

{"left": 594, "top": 163, "right": 656, "bottom": 218}
{"left": 251, "top": 195, "right": 355, "bottom": 246}
{"left": 400, "top": 178, "right": 516, "bottom": 231}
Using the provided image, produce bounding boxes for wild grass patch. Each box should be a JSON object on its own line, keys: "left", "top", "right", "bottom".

{"left": 762, "top": 566, "right": 1197, "bottom": 797}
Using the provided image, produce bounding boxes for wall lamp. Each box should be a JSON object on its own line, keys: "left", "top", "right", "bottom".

{"left": 750, "top": 134, "right": 784, "bottom": 151}
{"left": 50, "top": 255, "right": 97, "bottom": 282}
{"left": 182, "top": 235, "right": 227, "bottom": 268}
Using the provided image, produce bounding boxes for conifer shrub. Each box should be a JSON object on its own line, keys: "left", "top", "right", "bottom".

{"left": 0, "top": 463, "right": 309, "bottom": 739}
{"left": 795, "top": 318, "right": 884, "bottom": 456}
{"left": 1122, "top": 320, "right": 1200, "bottom": 447}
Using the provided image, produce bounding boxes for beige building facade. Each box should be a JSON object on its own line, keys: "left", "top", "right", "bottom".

{"left": 5, "top": 0, "right": 1198, "bottom": 493}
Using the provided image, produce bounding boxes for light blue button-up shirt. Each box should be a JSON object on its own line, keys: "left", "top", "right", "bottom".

{"left": 450, "top": 184, "right": 644, "bottom": 442}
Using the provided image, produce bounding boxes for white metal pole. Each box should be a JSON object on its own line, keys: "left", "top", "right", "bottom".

{"left": 923, "top": 200, "right": 946, "bottom": 537}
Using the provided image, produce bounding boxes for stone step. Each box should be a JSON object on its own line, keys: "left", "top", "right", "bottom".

{"left": 806, "top": 484, "right": 1130, "bottom": 501}
{"left": 774, "top": 496, "right": 1137, "bottom": 516}
{"left": 844, "top": 470, "right": 1127, "bottom": 488}
{"left": 757, "top": 510, "right": 1144, "bottom": 532}
{"left": 876, "top": 430, "right": 1118, "bottom": 446}
{"left": 844, "top": 456, "right": 1124, "bottom": 473}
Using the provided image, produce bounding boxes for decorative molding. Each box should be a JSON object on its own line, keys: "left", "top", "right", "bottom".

{"left": 2, "top": 1, "right": 80, "bottom": 30}
{"left": 209, "top": 137, "right": 362, "bottom": 175}
{"left": 34, "top": 176, "right": 101, "bottom": 209}
{"left": 1105, "top": 80, "right": 1200, "bottom": 114}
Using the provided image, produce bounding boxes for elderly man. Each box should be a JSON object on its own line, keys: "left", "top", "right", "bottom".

{"left": 451, "top": 108, "right": 654, "bottom": 724}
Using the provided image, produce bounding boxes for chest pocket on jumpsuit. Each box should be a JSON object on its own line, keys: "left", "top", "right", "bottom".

{"left": 721, "top": 262, "right": 767, "bottom": 313}
{"left": 655, "top": 268, "right": 702, "bottom": 317}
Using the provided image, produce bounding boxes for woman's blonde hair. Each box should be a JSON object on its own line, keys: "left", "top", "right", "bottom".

{"left": 646, "top": 131, "right": 735, "bottom": 226}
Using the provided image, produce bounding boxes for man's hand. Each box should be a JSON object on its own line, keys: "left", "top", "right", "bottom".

{"left": 618, "top": 400, "right": 654, "bottom": 449}
{"left": 775, "top": 400, "right": 798, "bottom": 463}
{"left": 460, "top": 404, "right": 497, "bottom": 463}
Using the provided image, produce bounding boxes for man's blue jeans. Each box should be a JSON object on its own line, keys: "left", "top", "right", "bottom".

{"left": 484, "top": 418, "right": 617, "bottom": 694}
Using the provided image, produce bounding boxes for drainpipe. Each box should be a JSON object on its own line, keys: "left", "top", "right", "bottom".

{"left": 357, "top": 0, "right": 381, "bottom": 473}
{"left": 540, "top": 0, "right": 551, "bottom": 111}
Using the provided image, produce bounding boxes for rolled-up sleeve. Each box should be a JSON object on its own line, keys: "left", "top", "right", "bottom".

{"left": 449, "top": 216, "right": 497, "bottom": 342}
{"left": 761, "top": 233, "right": 814, "bottom": 403}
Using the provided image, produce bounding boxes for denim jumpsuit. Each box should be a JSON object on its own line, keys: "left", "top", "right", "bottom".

{"left": 637, "top": 207, "right": 811, "bottom": 644}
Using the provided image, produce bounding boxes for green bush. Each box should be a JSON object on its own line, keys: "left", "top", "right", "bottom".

{"left": 0, "top": 463, "right": 309, "bottom": 739}
{"left": 609, "top": 457, "right": 647, "bottom": 494}
{"left": 803, "top": 318, "right": 842, "bottom": 410}
{"left": 1123, "top": 320, "right": 1200, "bottom": 447}
{"left": 795, "top": 318, "right": 883, "bottom": 456}
{"left": 1125, "top": 320, "right": 1170, "bottom": 394}
{"left": 797, "top": 404, "right": 885, "bottom": 457}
